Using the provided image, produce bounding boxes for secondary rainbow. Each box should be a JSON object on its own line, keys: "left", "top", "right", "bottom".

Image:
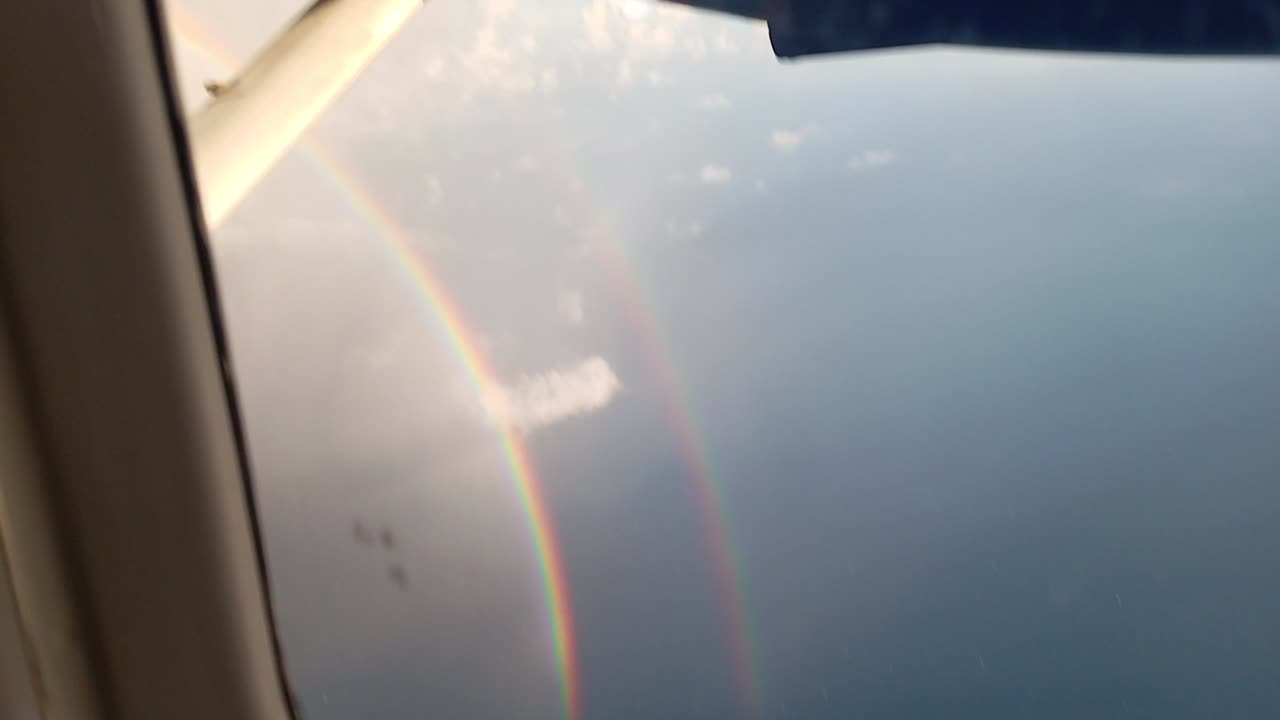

{"left": 170, "top": 19, "right": 581, "bottom": 720}
{"left": 525, "top": 114, "right": 766, "bottom": 711}
{"left": 587, "top": 217, "right": 766, "bottom": 718}
{"left": 517, "top": 110, "right": 767, "bottom": 711}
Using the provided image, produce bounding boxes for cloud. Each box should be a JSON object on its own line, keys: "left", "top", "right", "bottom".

{"left": 847, "top": 149, "right": 897, "bottom": 171}
{"left": 770, "top": 129, "right": 805, "bottom": 151}
{"left": 540, "top": 68, "right": 559, "bottom": 91}
{"left": 558, "top": 289, "right": 584, "bottom": 325}
{"left": 454, "top": 0, "right": 537, "bottom": 94}
{"left": 583, "top": 0, "right": 613, "bottom": 50}
{"left": 699, "top": 93, "right": 730, "bottom": 110}
{"left": 700, "top": 164, "right": 733, "bottom": 184}
{"left": 612, "top": 0, "right": 655, "bottom": 20}
{"left": 1143, "top": 174, "right": 1201, "bottom": 197}
{"left": 627, "top": 23, "right": 676, "bottom": 55}
{"left": 616, "top": 59, "right": 633, "bottom": 86}
{"left": 424, "top": 175, "right": 443, "bottom": 206}
{"left": 483, "top": 357, "right": 621, "bottom": 432}
{"left": 422, "top": 57, "right": 445, "bottom": 79}
{"left": 714, "top": 30, "right": 740, "bottom": 54}
{"left": 583, "top": 0, "right": 685, "bottom": 58}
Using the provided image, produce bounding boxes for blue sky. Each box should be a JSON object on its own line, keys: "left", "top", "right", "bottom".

{"left": 168, "top": 1, "right": 1280, "bottom": 717}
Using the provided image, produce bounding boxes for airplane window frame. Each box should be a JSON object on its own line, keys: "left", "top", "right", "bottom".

{"left": 0, "top": 0, "right": 297, "bottom": 717}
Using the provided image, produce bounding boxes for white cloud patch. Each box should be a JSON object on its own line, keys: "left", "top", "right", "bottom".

{"left": 483, "top": 357, "right": 621, "bottom": 432}
{"left": 847, "top": 149, "right": 897, "bottom": 171}
{"left": 1144, "top": 174, "right": 1202, "bottom": 197}
{"left": 616, "top": 59, "right": 633, "bottom": 86}
{"left": 715, "top": 30, "right": 740, "bottom": 54}
{"left": 557, "top": 289, "right": 584, "bottom": 325}
{"left": 422, "top": 57, "right": 445, "bottom": 79}
{"left": 612, "top": 0, "right": 655, "bottom": 20}
{"left": 583, "top": 0, "right": 686, "bottom": 58}
{"left": 540, "top": 68, "right": 559, "bottom": 91}
{"left": 699, "top": 93, "right": 731, "bottom": 110}
{"left": 628, "top": 23, "right": 676, "bottom": 55}
{"left": 771, "top": 129, "right": 806, "bottom": 151}
{"left": 455, "top": 0, "right": 537, "bottom": 94}
{"left": 700, "top": 164, "right": 733, "bottom": 184}
{"left": 424, "top": 175, "right": 443, "bottom": 206}
{"left": 583, "top": 0, "right": 613, "bottom": 50}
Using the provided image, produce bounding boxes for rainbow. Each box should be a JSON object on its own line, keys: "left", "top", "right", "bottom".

{"left": 523, "top": 99, "right": 767, "bottom": 714}
{"left": 172, "top": 9, "right": 768, "bottom": 715}
{"left": 583, "top": 220, "right": 765, "bottom": 718}
{"left": 301, "top": 144, "right": 581, "bottom": 720}
{"left": 168, "top": 17, "right": 581, "bottom": 720}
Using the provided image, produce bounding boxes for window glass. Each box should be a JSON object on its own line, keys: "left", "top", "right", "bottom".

{"left": 165, "top": 1, "right": 1280, "bottom": 718}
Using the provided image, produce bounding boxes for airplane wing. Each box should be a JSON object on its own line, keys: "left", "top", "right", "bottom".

{"left": 188, "top": 0, "right": 424, "bottom": 229}
{"left": 663, "top": 0, "right": 766, "bottom": 20}
{"left": 667, "top": 0, "right": 1280, "bottom": 58}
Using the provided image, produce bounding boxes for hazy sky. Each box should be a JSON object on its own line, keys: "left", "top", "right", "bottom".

{"left": 166, "top": 2, "right": 1280, "bottom": 718}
